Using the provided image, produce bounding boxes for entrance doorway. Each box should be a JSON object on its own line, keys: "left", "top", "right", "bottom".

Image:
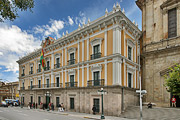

{"left": 93, "top": 98, "right": 100, "bottom": 113}
{"left": 45, "top": 96, "right": 50, "bottom": 109}
{"left": 175, "top": 95, "right": 180, "bottom": 107}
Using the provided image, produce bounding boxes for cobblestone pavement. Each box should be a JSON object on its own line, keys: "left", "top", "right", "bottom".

{"left": 120, "top": 106, "right": 180, "bottom": 120}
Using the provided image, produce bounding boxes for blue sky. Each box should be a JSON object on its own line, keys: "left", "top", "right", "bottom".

{"left": 0, "top": 0, "right": 141, "bottom": 82}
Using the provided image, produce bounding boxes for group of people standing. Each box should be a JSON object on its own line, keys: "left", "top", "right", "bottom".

{"left": 28, "top": 102, "right": 37, "bottom": 109}
{"left": 58, "top": 103, "right": 64, "bottom": 112}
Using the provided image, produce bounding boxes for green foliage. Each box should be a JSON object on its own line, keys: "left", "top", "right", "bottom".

{"left": 164, "top": 64, "right": 180, "bottom": 96}
{"left": 0, "top": 0, "right": 34, "bottom": 22}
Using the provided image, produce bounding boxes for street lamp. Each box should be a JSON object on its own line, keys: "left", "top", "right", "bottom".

{"left": 98, "top": 88, "right": 107, "bottom": 119}
{"left": 0, "top": 79, "right": 13, "bottom": 99}
{"left": 45, "top": 91, "right": 51, "bottom": 111}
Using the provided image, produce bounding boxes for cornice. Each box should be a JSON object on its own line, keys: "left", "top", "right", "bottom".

{"left": 17, "top": 8, "right": 142, "bottom": 65}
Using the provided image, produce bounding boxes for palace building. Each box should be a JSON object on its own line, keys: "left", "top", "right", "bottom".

{"left": 17, "top": 3, "right": 141, "bottom": 116}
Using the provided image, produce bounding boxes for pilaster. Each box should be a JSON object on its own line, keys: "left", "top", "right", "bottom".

{"left": 65, "top": 47, "right": 67, "bottom": 65}
{"left": 78, "top": 42, "right": 80, "bottom": 63}
{"left": 51, "top": 53, "right": 54, "bottom": 69}
{"left": 82, "top": 65, "right": 84, "bottom": 87}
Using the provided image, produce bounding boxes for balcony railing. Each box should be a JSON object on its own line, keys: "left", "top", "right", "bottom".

{"left": 65, "top": 82, "right": 78, "bottom": 88}
{"left": 20, "top": 87, "right": 25, "bottom": 90}
{"left": 30, "top": 83, "right": 63, "bottom": 89}
{"left": 21, "top": 73, "right": 25, "bottom": 77}
{"left": 29, "top": 71, "right": 33, "bottom": 75}
{"left": 28, "top": 86, "right": 34, "bottom": 89}
{"left": 54, "top": 63, "right": 60, "bottom": 69}
{"left": 67, "top": 59, "right": 75, "bottom": 65}
{"left": 90, "top": 53, "right": 102, "bottom": 60}
{"left": 87, "top": 79, "right": 105, "bottom": 87}
{"left": 45, "top": 66, "right": 50, "bottom": 71}
{"left": 37, "top": 69, "right": 41, "bottom": 73}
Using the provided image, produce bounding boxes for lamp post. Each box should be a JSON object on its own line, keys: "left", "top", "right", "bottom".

{"left": 98, "top": 88, "right": 107, "bottom": 119}
{"left": 0, "top": 79, "right": 13, "bottom": 99}
{"left": 45, "top": 91, "right": 51, "bottom": 111}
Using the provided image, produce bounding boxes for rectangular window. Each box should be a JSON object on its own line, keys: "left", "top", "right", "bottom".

{"left": 38, "top": 96, "right": 41, "bottom": 105}
{"left": 31, "top": 96, "right": 33, "bottom": 104}
{"left": 93, "top": 45, "right": 100, "bottom": 54}
{"left": 70, "top": 98, "right": 74, "bottom": 109}
{"left": 56, "top": 58, "right": 60, "bottom": 68}
{"left": 93, "top": 71, "right": 100, "bottom": 86}
{"left": 30, "top": 81, "right": 33, "bottom": 89}
{"left": 22, "top": 69, "right": 25, "bottom": 74}
{"left": 128, "top": 46, "right": 132, "bottom": 60}
{"left": 38, "top": 80, "right": 41, "bottom": 88}
{"left": 22, "top": 82, "right": 24, "bottom": 88}
{"left": 22, "top": 97, "right": 24, "bottom": 103}
{"left": 56, "top": 97, "right": 59, "bottom": 107}
{"left": 168, "top": 8, "right": 177, "bottom": 38}
{"left": 47, "top": 61, "right": 50, "bottom": 69}
{"left": 46, "top": 79, "right": 49, "bottom": 88}
{"left": 93, "top": 98, "right": 100, "bottom": 113}
{"left": 31, "top": 66, "right": 33, "bottom": 72}
{"left": 39, "top": 64, "right": 41, "bottom": 69}
{"left": 69, "top": 53, "right": 75, "bottom": 65}
{"left": 70, "top": 75, "right": 74, "bottom": 87}
{"left": 56, "top": 77, "right": 60, "bottom": 87}
{"left": 92, "top": 45, "right": 101, "bottom": 59}
{"left": 128, "top": 73, "right": 132, "bottom": 88}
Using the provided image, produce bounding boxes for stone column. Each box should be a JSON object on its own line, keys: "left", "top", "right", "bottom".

{"left": 82, "top": 40, "right": 84, "bottom": 61}
{"left": 87, "top": 38, "right": 89, "bottom": 60}
{"left": 177, "top": 7, "right": 180, "bottom": 36}
{"left": 87, "top": 64, "right": 89, "bottom": 86}
{"left": 78, "top": 42, "right": 80, "bottom": 63}
{"left": 123, "top": 59, "right": 126, "bottom": 87}
{"left": 62, "top": 70, "right": 63, "bottom": 87}
{"left": 104, "top": 27, "right": 107, "bottom": 56}
{"left": 105, "top": 60, "right": 107, "bottom": 86}
{"left": 65, "top": 47, "right": 67, "bottom": 65}
{"left": 51, "top": 53, "right": 54, "bottom": 69}
{"left": 51, "top": 71, "right": 54, "bottom": 87}
{"left": 82, "top": 65, "right": 84, "bottom": 87}
{"left": 78, "top": 66, "right": 79, "bottom": 87}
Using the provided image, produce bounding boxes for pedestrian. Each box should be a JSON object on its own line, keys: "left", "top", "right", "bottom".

{"left": 49, "top": 102, "right": 51, "bottom": 110}
{"left": 92, "top": 105, "right": 96, "bottom": 115}
{"left": 35, "top": 103, "right": 37, "bottom": 109}
{"left": 58, "top": 103, "right": 61, "bottom": 112}
{"left": 61, "top": 103, "right": 64, "bottom": 112}
{"left": 28, "top": 102, "right": 30, "bottom": 109}
{"left": 33, "top": 102, "right": 35, "bottom": 109}
{"left": 51, "top": 103, "right": 54, "bottom": 111}
{"left": 32, "top": 103, "right": 34, "bottom": 109}
{"left": 147, "top": 102, "right": 152, "bottom": 109}
{"left": 171, "top": 96, "right": 176, "bottom": 107}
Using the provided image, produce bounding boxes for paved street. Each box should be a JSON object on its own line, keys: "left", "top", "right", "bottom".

{"left": 0, "top": 107, "right": 132, "bottom": 120}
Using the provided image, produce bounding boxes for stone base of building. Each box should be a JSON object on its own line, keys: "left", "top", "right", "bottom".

{"left": 19, "top": 85, "right": 139, "bottom": 116}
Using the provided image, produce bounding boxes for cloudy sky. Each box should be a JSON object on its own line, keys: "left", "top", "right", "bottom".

{"left": 0, "top": 0, "right": 141, "bottom": 82}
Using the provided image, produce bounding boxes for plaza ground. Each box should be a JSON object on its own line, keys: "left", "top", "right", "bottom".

{"left": 0, "top": 106, "right": 180, "bottom": 120}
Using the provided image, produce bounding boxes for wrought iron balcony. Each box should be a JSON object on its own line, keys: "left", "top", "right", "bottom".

{"left": 37, "top": 69, "right": 41, "bottom": 73}
{"left": 87, "top": 79, "right": 105, "bottom": 87}
{"left": 29, "top": 71, "right": 33, "bottom": 75}
{"left": 90, "top": 53, "right": 101, "bottom": 60}
{"left": 30, "top": 83, "right": 63, "bottom": 89}
{"left": 65, "top": 82, "right": 78, "bottom": 88}
{"left": 67, "top": 59, "right": 75, "bottom": 65}
{"left": 21, "top": 73, "right": 25, "bottom": 77}
{"left": 20, "top": 87, "right": 25, "bottom": 90}
{"left": 54, "top": 63, "right": 60, "bottom": 69}
{"left": 28, "top": 86, "right": 34, "bottom": 89}
{"left": 45, "top": 66, "right": 50, "bottom": 71}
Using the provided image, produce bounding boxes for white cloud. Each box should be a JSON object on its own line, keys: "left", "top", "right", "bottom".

{"left": 126, "top": 4, "right": 139, "bottom": 17}
{"left": 33, "top": 19, "right": 64, "bottom": 39}
{"left": 75, "top": 11, "right": 87, "bottom": 25}
{"left": 68, "top": 16, "right": 74, "bottom": 25}
{"left": 0, "top": 67, "right": 2, "bottom": 69}
{"left": 0, "top": 24, "right": 41, "bottom": 73}
{"left": 0, "top": 52, "right": 3, "bottom": 56}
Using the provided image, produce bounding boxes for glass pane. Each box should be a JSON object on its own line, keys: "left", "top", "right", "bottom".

{"left": 56, "top": 58, "right": 59, "bottom": 64}
{"left": 56, "top": 77, "right": 59, "bottom": 87}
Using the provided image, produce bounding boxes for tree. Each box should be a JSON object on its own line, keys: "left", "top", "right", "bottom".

{"left": 0, "top": 0, "right": 34, "bottom": 22}
{"left": 164, "top": 64, "right": 180, "bottom": 96}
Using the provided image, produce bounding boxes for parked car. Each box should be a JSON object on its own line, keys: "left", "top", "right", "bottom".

{"left": 1, "top": 101, "right": 8, "bottom": 107}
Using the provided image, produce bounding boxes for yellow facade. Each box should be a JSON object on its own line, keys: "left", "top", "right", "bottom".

{"left": 17, "top": 8, "right": 141, "bottom": 91}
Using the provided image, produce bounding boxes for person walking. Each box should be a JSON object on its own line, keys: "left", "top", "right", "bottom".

{"left": 58, "top": 103, "right": 61, "bottom": 112}
{"left": 51, "top": 103, "right": 54, "bottom": 111}
{"left": 35, "top": 103, "right": 37, "bottom": 109}
{"left": 92, "top": 105, "right": 96, "bottom": 115}
{"left": 171, "top": 96, "right": 176, "bottom": 107}
{"left": 61, "top": 103, "right": 64, "bottom": 112}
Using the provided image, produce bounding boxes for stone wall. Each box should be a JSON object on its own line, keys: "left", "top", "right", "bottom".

{"left": 20, "top": 85, "right": 139, "bottom": 116}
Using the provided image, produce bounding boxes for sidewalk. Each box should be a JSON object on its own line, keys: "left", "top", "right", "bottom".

{"left": 20, "top": 107, "right": 135, "bottom": 120}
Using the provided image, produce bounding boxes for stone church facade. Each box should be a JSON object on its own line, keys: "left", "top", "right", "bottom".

{"left": 136, "top": 0, "right": 180, "bottom": 107}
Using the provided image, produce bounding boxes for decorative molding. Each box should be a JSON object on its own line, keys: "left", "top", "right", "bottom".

{"left": 68, "top": 69, "right": 76, "bottom": 75}
{"left": 68, "top": 47, "right": 77, "bottom": 53}
{"left": 126, "top": 38, "right": 135, "bottom": 47}
{"left": 90, "top": 38, "right": 103, "bottom": 46}
{"left": 127, "top": 64, "right": 135, "bottom": 72}
{"left": 55, "top": 53, "right": 61, "bottom": 58}
{"left": 90, "top": 64, "right": 102, "bottom": 72}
